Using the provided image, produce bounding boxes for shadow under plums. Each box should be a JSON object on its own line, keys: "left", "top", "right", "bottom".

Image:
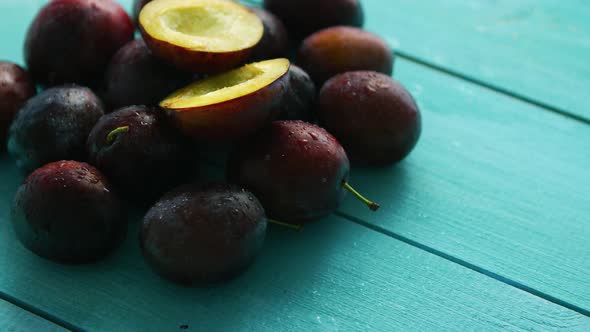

{"left": 0, "top": 156, "right": 26, "bottom": 213}
{"left": 119, "top": 207, "right": 365, "bottom": 329}
{"left": 2, "top": 154, "right": 376, "bottom": 330}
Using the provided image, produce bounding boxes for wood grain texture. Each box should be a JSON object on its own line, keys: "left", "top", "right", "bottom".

{"left": 364, "top": 0, "right": 590, "bottom": 120}
{"left": 1, "top": 1, "right": 589, "bottom": 330}
{"left": 243, "top": 0, "right": 590, "bottom": 120}
{"left": 335, "top": 58, "right": 590, "bottom": 312}
{"left": 0, "top": 298, "right": 67, "bottom": 332}
{"left": 0, "top": 160, "right": 589, "bottom": 331}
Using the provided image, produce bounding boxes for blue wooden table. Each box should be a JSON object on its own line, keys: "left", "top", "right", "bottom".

{"left": 1, "top": 0, "right": 589, "bottom": 331}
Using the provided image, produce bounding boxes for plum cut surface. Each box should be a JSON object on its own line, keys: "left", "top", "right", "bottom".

{"left": 161, "top": 58, "right": 289, "bottom": 109}
{"left": 140, "top": 0, "right": 263, "bottom": 53}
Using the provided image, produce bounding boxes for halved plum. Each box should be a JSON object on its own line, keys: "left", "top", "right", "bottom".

{"left": 139, "top": 0, "right": 264, "bottom": 73}
{"left": 160, "top": 58, "right": 290, "bottom": 140}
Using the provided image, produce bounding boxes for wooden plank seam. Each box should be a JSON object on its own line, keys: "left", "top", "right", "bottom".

{"left": 333, "top": 211, "right": 590, "bottom": 318}
{"left": 197, "top": 156, "right": 590, "bottom": 318}
{"left": 0, "top": 290, "right": 82, "bottom": 332}
{"left": 238, "top": 0, "right": 590, "bottom": 125}
{"left": 394, "top": 50, "right": 590, "bottom": 126}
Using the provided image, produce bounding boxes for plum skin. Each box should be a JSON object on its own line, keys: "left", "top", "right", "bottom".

{"left": 319, "top": 71, "right": 421, "bottom": 165}
{"left": 277, "top": 65, "right": 316, "bottom": 121}
{"left": 298, "top": 26, "right": 393, "bottom": 85}
{"left": 11, "top": 160, "right": 126, "bottom": 263}
{"left": 249, "top": 7, "right": 289, "bottom": 61}
{"left": 103, "top": 39, "right": 192, "bottom": 110}
{"left": 263, "top": 0, "right": 363, "bottom": 39}
{"left": 0, "top": 62, "right": 36, "bottom": 147}
{"left": 227, "top": 120, "right": 350, "bottom": 224}
{"left": 87, "top": 105, "right": 194, "bottom": 203}
{"left": 25, "top": 0, "right": 133, "bottom": 86}
{"left": 140, "top": 183, "right": 267, "bottom": 285}
{"left": 7, "top": 85, "right": 104, "bottom": 173}
{"left": 166, "top": 68, "right": 290, "bottom": 140}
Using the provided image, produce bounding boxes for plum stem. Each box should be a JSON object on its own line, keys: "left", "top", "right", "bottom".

{"left": 105, "top": 126, "right": 129, "bottom": 145}
{"left": 342, "top": 182, "right": 380, "bottom": 211}
{"left": 268, "top": 219, "right": 303, "bottom": 231}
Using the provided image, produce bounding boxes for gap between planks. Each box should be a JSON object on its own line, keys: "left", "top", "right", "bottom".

{"left": 201, "top": 157, "right": 590, "bottom": 318}
{"left": 3, "top": 158, "right": 588, "bottom": 329}
{"left": 334, "top": 211, "right": 590, "bottom": 318}
{"left": 238, "top": 0, "right": 590, "bottom": 126}
{"left": 2, "top": 0, "right": 584, "bottom": 328}
{"left": 0, "top": 290, "right": 82, "bottom": 332}
{"left": 394, "top": 50, "right": 590, "bottom": 126}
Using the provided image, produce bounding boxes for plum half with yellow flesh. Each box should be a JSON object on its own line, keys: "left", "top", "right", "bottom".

{"left": 160, "top": 58, "right": 290, "bottom": 140}
{"left": 139, "top": 0, "right": 264, "bottom": 73}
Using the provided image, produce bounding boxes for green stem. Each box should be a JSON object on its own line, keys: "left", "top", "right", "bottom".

{"left": 268, "top": 219, "right": 303, "bottom": 231}
{"left": 342, "top": 181, "right": 380, "bottom": 211}
{"left": 105, "top": 126, "right": 129, "bottom": 145}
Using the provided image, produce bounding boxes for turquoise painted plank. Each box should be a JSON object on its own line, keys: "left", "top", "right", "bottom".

{"left": 335, "top": 58, "right": 590, "bottom": 312}
{"left": 246, "top": 0, "right": 590, "bottom": 120}
{"left": 359, "top": 0, "right": 590, "bottom": 120}
{"left": 0, "top": 1, "right": 588, "bottom": 330}
{"left": 0, "top": 298, "right": 67, "bottom": 332}
{"left": 0, "top": 160, "right": 589, "bottom": 331}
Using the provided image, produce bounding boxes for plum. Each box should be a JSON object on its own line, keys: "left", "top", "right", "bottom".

{"left": 0, "top": 62, "right": 36, "bottom": 147}
{"left": 25, "top": 0, "right": 133, "bottom": 87}
{"left": 277, "top": 65, "right": 316, "bottom": 122}
{"left": 141, "top": 183, "right": 267, "bottom": 285}
{"left": 319, "top": 71, "right": 421, "bottom": 165}
{"left": 7, "top": 85, "right": 104, "bottom": 173}
{"left": 87, "top": 105, "right": 194, "bottom": 203}
{"left": 249, "top": 7, "right": 289, "bottom": 61}
{"left": 227, "top": 120, "right": 378, "bottom": 224}
{"left": 161, "top": 58, "right": 290, "bottom": 140}
{"left": 11, "top": 160, "right": 126, "bottom": 263}
{"left": 103, "top": 39, "right": 192, "bottom": 110}
{"left": 263, "top": 0, "right": 363, "bottom": 39}
{"left": 298, "top": 26, "right": 393, "bottom": 85}
{"left": 140, "top": 0, "right": 263, "bottom": 73}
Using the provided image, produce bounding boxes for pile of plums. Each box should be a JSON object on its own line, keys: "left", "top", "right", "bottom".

{"left": 1, "top": 0, "right": 421, "bottom": 286}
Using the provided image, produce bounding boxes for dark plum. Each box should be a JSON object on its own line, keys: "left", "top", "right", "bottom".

{"left": 277, "top": 65, "right": 316, "bottom": 122}
{"left": 298, "top": 26, "right": 393, "bottom": 85}
{"left": 11, "top": 160, "right": 126, "bottom": 263}
{"left": 263, "top": 0, "right": 363, "bottom": 39}
{"left": 25, "top": 0, "right": 133, "bottom": 86}
{"left": 249, "top": 7, "right": 289, "bottom": 61}
{"left": 87, "top": 106, "right": 194, "bottom": 203}
{"left": 319, "top": 71, "right": 421, "bottom": 165}
{"left": 103, "top": 39, "right": 192, "bottom": 110}
{"left": 0, "top": 62, "right": 36, "bottom": 147}
{"left": 141, "top": 183, "right": 267, "bottom": 285}
{"left": 227, "top": 120, "right": 378, "bottom": 225}
{"left": 7, "top": 85, "right": 104, "bottom": 173}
